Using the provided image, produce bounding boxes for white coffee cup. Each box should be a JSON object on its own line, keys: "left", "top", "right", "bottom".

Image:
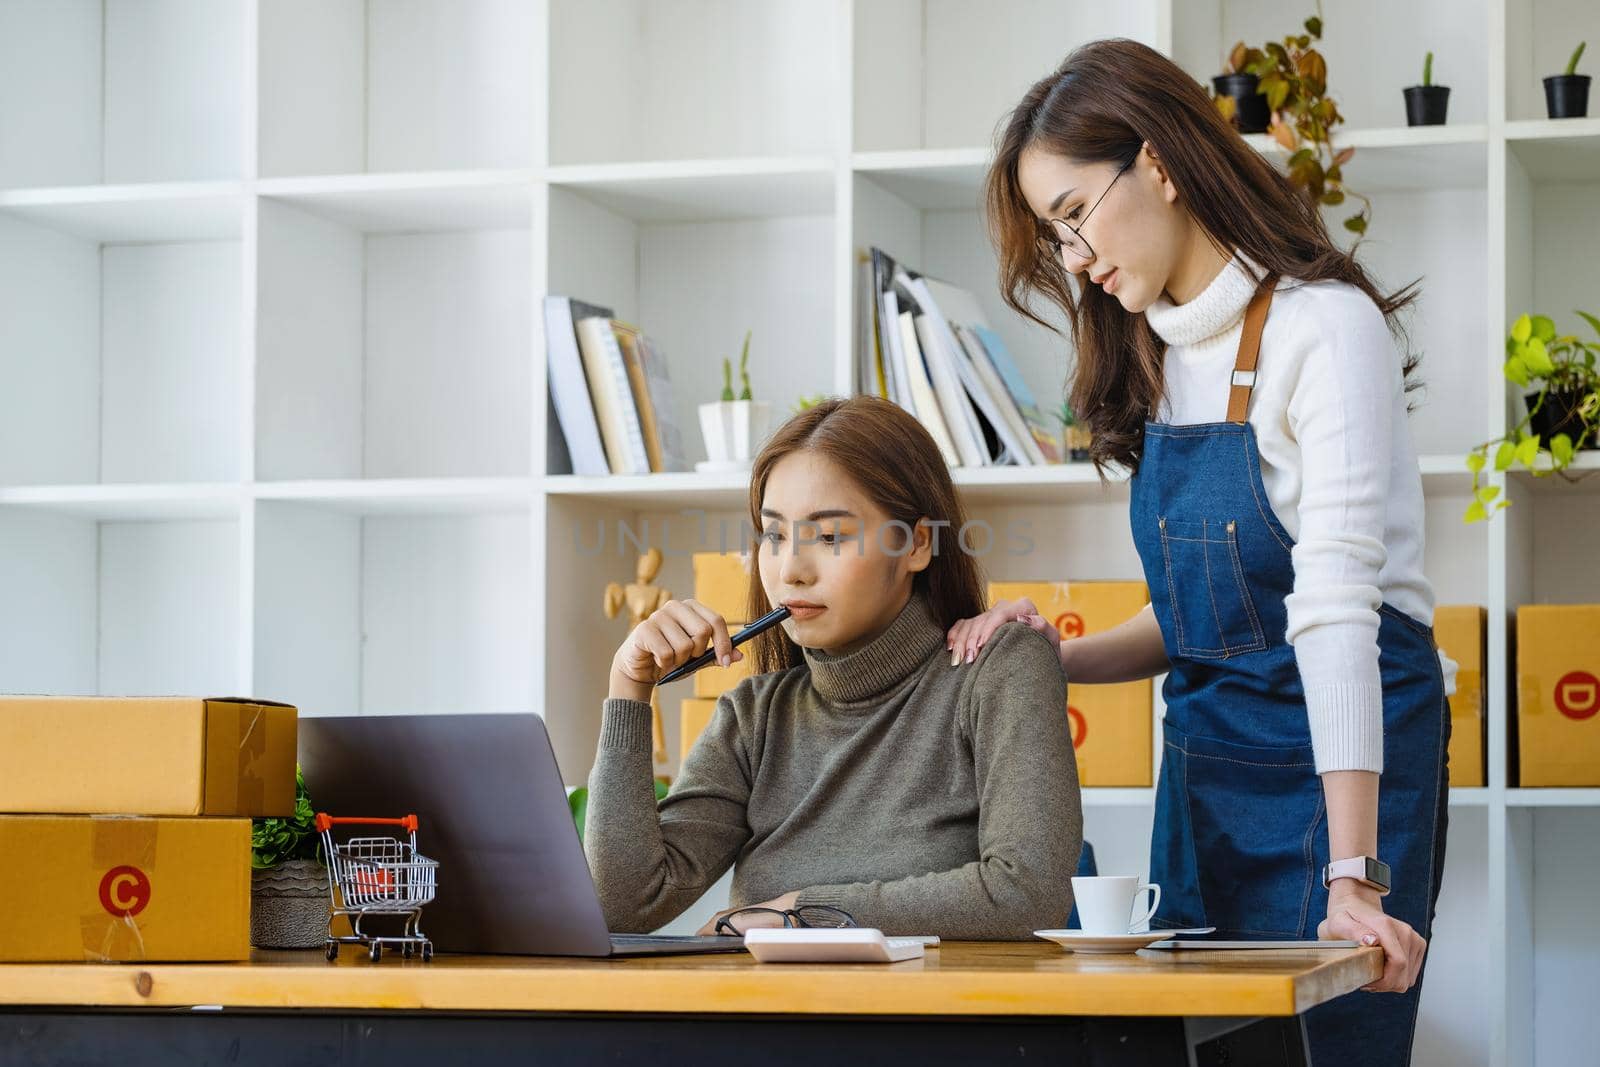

{"left": 1071, "top": 875, "right": 1161, "bottom": 935}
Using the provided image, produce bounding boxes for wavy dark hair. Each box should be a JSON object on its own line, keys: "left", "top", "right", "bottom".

{"left": 985, "top": 38, "right": 1419, "bottom": 474}
{"left": 741, "top": 395, "right": 987, "bottom": 675}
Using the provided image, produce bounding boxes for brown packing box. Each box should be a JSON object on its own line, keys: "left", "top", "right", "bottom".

{"left": 0, "top": 695, "right": 298, "bottom": 817}
{"left": 681, "top": 698, "right": 719, "bottom": 766}
{"left": 1516, "top": 605, "right": 1600, "bottom": 787}
{"left": 0, "top": 814, "right": 250, "bottom": 962}
{"left": 693, "top": 551, "right": 751, "bottom": 624}
{"left": 989, "top": 581, "right": 1154, "bottom": 788}
{"left": 1433, "top": 605, "right": 1487, "bottom": 788}
{"left": 693, "top": 650, "right": 757, "bottom": 699}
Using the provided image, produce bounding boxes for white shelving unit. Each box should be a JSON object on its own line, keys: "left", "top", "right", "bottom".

{"left": 1, "top": 2, "right": 1596, "bottom": 1063}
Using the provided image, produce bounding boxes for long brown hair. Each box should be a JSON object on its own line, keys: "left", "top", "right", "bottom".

{"left": 742, "top": 395, "right": 987, "bottom": 675}
{"left": 985, "top": 38, "right": 1418, "bottom": 474}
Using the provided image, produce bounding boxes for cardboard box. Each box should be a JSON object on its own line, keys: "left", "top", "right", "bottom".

{"left": 0, "top": 814, "right": 251, "bottom": 962}
{"left": 1433, "top": 605, "right": 1487, "bottom": 788}
{"left": 693, "top": 551, "right": 751, "bottom": 624}
{"left": 1516, "top": 605, "right": 1600, "bottom": 787}
{"left": 989, "top": 581, "right": 1154, "bottom": 787}
{"left": 681, "top": 698, "right": 719, "bottom": 766}
{"left": 693, "top": 649, "right": 756, "bottom": 699}
{"left": 0, "top": 696, "right": 298, "bottom": 817}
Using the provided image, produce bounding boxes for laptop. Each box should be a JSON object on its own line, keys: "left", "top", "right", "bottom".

{"left": 298, "top": 712, "right": 746, "bottom": 958}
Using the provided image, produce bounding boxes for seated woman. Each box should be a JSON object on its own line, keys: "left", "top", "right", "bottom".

{"left": 584, "top": 395, "right": 1082, "bottom": 939}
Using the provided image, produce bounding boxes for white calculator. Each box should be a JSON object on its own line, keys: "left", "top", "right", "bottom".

{"left": 743, "top": 927, "right": 928, "bottom": 963}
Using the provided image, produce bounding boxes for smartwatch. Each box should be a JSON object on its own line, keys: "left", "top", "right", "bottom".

{"left": 1322, "top": 856, "right": 1391, "bottom": 896}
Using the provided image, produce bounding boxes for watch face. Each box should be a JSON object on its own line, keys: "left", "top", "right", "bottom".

{"left": 1366, "top": 857, "right": 1392, "bottom": 890}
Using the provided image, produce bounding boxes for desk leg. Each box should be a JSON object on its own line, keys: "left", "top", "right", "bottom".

{"left": 1187, "top": 1015, "right": 1310, "bottom": 1067}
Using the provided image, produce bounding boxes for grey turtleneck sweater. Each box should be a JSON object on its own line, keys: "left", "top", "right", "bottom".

{"left": 583, "top": 592, "right": 1082, "bottom": 939}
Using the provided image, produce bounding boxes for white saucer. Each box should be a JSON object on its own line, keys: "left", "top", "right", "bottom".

{"left": 1033, "top": 929, "right": 1172, "bottom": 954}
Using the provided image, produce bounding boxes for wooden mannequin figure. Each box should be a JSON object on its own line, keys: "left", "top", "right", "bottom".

{"left": 602, "top": 547, "right": 671, "bottom": 767}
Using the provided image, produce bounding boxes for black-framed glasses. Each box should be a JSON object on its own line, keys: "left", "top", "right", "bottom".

{"left": 1038, "top": 154, "right": 1136, "bottom": 264}
{"left": 713, "top": 904, "right": 857, "bottom": 936}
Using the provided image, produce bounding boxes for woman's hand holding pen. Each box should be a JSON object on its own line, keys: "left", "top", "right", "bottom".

{"left": 609, "top": 599, "right": 744, "bottom": 704}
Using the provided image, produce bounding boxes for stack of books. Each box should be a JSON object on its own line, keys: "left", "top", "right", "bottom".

{"left": 544, "top": 296, "right": 690, "bottom": 477}
{"left": 857, "top": 247, "right": 1064, "bottom": 467}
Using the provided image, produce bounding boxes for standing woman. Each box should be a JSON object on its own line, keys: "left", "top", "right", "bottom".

{"left": 948, "top": 39, "right": 1446, "bottom": 1065}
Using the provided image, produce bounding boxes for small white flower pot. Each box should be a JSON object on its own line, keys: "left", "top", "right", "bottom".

{"left": 697, "top": 400, "right": 772, "bottom": 472}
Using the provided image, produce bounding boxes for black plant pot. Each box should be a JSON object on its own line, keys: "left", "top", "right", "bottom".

{"left": 1526, "top": 389, "right": 1598, "bottom": 449}
{"left": 1213, "top": 73, "right": 1270, "bottom": 134}
{"left": 1403, "top": 85, "right": 1450, "bottom": 126}
{"left": 1543, "top": 74, "right": 1591, "bottom": 119}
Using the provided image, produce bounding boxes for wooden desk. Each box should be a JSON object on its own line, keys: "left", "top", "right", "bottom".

{"left": 0, "top": 942, "right": 1382, "bottom": 1066}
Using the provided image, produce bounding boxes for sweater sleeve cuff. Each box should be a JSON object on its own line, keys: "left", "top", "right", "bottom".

{"left": 795, "top": 885, "right": 856, "bottom": 914}
{"left": 1304, "top": 681, "right": 1385, "bottom": 774}
{"left": 599, "top": 698, "right": 655, "bottom": 752}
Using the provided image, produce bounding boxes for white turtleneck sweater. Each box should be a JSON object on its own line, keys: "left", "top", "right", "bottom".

{"left": 1143, "top": 254, "right": 1445, "bottom": 775}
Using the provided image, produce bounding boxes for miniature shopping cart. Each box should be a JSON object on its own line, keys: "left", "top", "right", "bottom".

{"left": 316, "top": 812, "right": 439, "bottom": 962}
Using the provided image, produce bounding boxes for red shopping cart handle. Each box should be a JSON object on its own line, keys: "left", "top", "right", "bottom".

{"left": 314, "top": 813, "right": 419, "bottom": 833}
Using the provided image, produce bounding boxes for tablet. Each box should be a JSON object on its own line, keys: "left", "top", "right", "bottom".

{"left": 1147, "top": 939, "right": 1360, "bottom": 950}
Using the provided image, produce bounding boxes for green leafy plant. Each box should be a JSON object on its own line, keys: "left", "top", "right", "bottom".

{"left": 1566, "top": 41, "right": 1587, "bottom": 77}
{"left": 1463, "top": 311, "right": 1600, "bottom": 522}
{"left": 251, "top": 765, "right": 320, "bottom": 869}
{"left": 793, "top": 393, "right": 828, "bottom": 413}
{"left": 1422, "top": 51, "right": 1435, "bottom": 87}
{"left": 568, "top": 779, "right": 670, "bottom": 845}
{"left": 1214, "top": 6, "right": 1371, "bottom": 239}
{"left": 718, "top": 331, "right": 754, "bottom": 402}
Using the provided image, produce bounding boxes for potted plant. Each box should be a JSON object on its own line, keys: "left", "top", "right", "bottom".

{"left": 1403, "top": 52, "right": 1450, "bottom": 126}
{"left": 1545, "top": 41, "right": 1590, "bottom": 119}
{"left": 696, "top": 330, "right": 772, "bottom": 473}
{"left": 1213, "top": 45, "right": 1272, "bottom": 134}
{"left": 250, "top": 765, "right": 329, "bottom": 949}
{"left": 1057, "top": 400, "right": 1091, "bottom": 462}
{"left": 1462, "top": 311, "right": 1600, "bottom": 522}
{"left": 1213, "top": 10, "right": 1372, "bottom": 240}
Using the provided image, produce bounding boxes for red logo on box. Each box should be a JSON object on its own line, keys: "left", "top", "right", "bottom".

{"left": 1067, "top": 706, "right": 1087, "bottom": 749}
{"left": 1554, "top": 671, "right": 1600, "bottom": 721}
{"left": 1055, "top": 612, "right": 1086, "bottom": 640}
{"left": 98, "top": 866, "right": 151, "bottom": 917}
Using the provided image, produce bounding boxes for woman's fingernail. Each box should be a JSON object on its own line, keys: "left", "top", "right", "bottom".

{"left": 719, "top": 655, "right": 729, "bottom": 667}
{"left": 1363, "top": 934, "right": 1378, "bottom": 946}
{"left": 966, "top": 648, "right": 976, "bottom": 663}
{"left": 951, "top": 648, "right": 961, "bottom": 666}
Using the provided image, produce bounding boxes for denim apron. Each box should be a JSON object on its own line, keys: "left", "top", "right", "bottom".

{"left": 1128, "top": 277, "right": 1450, "bottom": 1066}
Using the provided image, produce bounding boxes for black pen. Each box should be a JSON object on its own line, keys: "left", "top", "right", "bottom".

{"left": 657, "top": 605, "right": 792, "bottom": 685}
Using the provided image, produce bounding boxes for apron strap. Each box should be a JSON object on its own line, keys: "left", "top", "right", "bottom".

{"left": 1225, "top": 274, "right": 1279, "bottom": 424}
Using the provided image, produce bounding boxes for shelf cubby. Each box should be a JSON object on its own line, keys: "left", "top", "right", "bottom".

{"left": 0, "top": 510, "right": 242, "bottom": 697}
{"left": 543, "top": 181, "right": 838, "bottom": 475}
{"left": 0, "top": 0, "right": 247, "bottom": 190}
{"left": 548, "top": 0, "right": 842, "bottom": 166}
{"left": 0, "top": 201, "right": 245, "bottom": 487}
{"left": 257, "top": 0, "right": 537, "bottom": 178}
{"left": 253, "top": 499, "right": 534, "bottom": 719}
{"left": 254, "top": 191, "right": 533, "bottom": 482}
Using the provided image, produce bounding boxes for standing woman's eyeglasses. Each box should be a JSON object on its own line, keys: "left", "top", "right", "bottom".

{"left": 1038, "top": 154, "right": 1137, "bottom": 264}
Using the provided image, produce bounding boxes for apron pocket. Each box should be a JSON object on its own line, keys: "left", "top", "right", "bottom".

{"left": 1183, "top": 733, "right": 1322, "bottom": 938}
{"left": 1157, "top": 516, "right": 1267, "bottom": 659}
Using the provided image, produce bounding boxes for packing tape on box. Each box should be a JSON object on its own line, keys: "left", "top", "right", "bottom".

{"left": 81, "top": 818, "right": 158, "bottom": 962}
{"left": 235, "top": 705, "right": 266, "bottom": 814}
